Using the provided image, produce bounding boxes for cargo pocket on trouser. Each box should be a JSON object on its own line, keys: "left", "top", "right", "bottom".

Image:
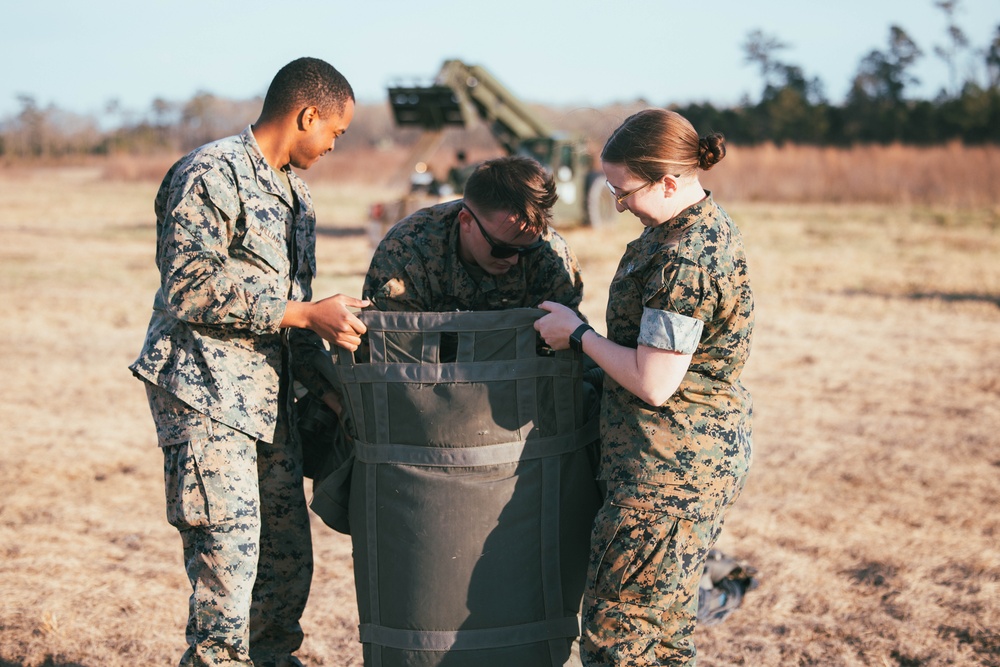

{"left": 165, "top": 426, "right": 260, "bottom": 531}
{"left": 163, "top": 438, "right": 218, "bottom": 530}
{"left": 582, "top": 491, "right": 706, "bottom": 666}
{"left": 147, "top": 385, "right": 257, "bottom": 531}
{"left": 589, "top": 497, "right": 683, "bottom": 607}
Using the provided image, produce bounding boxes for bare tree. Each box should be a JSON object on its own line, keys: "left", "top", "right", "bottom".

{"left": 850, "top": 25, "right": 924, "bottom": 103}
{"left": 743, "top": 29, "right": 791, "bottom": 93}
{"left": 985, "top": 24, "right": 1000, "bottom": 88}
{"left": 934, "top": 0, "right": 971, "bottom": 96}
{"left": 12, "top": 95, "right": 46, "bottom": 156}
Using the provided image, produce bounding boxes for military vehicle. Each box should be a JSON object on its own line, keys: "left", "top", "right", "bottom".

{"left": 368, "top": 59, "right": 617, "bottom": 244}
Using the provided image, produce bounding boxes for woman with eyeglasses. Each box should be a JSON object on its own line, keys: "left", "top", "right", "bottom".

{"left": 535, "top": 108, "right": 754, "bottom": 665}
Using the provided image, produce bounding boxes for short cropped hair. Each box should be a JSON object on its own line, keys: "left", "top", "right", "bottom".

{"left": 462, "top": 155, "right": 558, "bottom": 236}
{"left": 260, "top": 57, "right": 354, "bottom": 120}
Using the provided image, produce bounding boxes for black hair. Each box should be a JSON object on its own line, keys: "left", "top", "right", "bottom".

{"left": 260, "top": 57, "right": 354, "bottom": 120}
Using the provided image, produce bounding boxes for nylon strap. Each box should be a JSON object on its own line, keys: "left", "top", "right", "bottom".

{"left": 337, "top": 356, "right": 579, "bottom": 384}
{"left": 353, "top": 417, "right": 599, "bottom": 467}
{"left": 358, "top": 615, "right": 581, "bottom": 651}
{"left": 359, "top": 308, "right": 547, "bottom": 334}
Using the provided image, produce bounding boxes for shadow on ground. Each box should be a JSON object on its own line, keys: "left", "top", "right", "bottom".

{"left": 842, "top": 288, "right": 1000, "bottom": 309}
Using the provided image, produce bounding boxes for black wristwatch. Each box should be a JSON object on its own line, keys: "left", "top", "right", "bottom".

{"left": 569, "top": 323, "right": 595, "bottom": 353}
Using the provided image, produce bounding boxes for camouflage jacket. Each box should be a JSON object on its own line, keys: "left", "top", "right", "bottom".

{"left": 130, "top": 126, "right": 319, "bottom": 443}
{"left": 600, "top": 193, "right": 754, "bottom": 499}
{"left": 363, "top": 199, "right": 585, "bottom": 313}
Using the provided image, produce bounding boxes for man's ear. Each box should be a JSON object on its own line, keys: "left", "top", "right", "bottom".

{"left": 457, "top": 207, "right": 472, "bottom": 232}
{"left": 298, "top": 106, "right": 320, "bottom": 131}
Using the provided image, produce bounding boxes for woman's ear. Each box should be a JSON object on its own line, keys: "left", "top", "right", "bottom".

{"left": 662, "top": 174, "right": 678, "bottom": 197}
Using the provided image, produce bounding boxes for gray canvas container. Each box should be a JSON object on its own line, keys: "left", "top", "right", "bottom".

{"left": 332, "top": 308, "right": 602, "bottom": 667}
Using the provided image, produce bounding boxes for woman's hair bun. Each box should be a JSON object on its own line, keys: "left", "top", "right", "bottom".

{"left": 698, "top": 132, "right": 726, "bottom": 170}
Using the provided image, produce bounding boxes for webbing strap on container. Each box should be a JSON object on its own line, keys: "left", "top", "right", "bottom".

{"left": 358, "top": 615, "right": 580, "bottom": 652}
{"left": 353, "top": 418, "right": 598, "bottom": 467}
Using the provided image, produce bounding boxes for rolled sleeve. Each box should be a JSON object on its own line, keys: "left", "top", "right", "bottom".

{"left": 637, "top": 307, "right": 703, "bottom": 354}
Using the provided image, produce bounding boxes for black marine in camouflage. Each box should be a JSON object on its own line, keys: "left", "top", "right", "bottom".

{"left": 131, "top": 125, "right": 322, "bottom": 443}
{"left": 133, "top": 125, "right": 318, "bottom": 667}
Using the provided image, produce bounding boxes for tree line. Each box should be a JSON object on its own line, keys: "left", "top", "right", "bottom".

{"left": 2, "top": 3, "right": 998, "bottom": 158}
{"left": 676, "top": 12, "right": 1000, "bottom": 146}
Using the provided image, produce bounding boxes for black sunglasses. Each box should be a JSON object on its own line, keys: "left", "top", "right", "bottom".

{"left": 464, "top": 205, "right": 545, "bottom": 259}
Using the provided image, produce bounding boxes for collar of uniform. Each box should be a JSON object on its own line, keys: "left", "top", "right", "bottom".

{"left": 443, "top": 200, "right": 486, "bottom": 296}
{"left": 646, "top": 189, "right": 715, "bottom": 242}
{"left": 241, "top": 125, "right": 295, "bottom": 209}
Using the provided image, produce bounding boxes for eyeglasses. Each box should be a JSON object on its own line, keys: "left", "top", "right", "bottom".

{"left": 463, "top": 205, "right": 545, "bottom": 259}
{"left": 605, "top": 179, "right": 653, "bottom": 206}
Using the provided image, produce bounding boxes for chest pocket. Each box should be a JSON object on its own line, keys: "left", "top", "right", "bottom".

{"left": 238, "top": 224, "right": 287, "bottom": 274}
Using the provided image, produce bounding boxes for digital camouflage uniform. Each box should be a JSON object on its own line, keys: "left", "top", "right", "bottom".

{"left": 363, "top": 199, "right": 585, "bottom": 313}
{"left": 582, "top": 193, "right": 754, "bottom": 666}
{"left": 130, "top": 126, "right": 321, "bottom": 667}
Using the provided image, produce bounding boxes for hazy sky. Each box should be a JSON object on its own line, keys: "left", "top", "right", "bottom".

{"left": 2, "top": 0, "right": 997, "bottom": 121}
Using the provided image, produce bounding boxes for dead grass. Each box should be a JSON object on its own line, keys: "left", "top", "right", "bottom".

{"left": 0, "top": 153, "right": 998, "bottom": 666}
{"left": 700, "top": 141, "right": 1000, "bottom": 208}
{"left": 17, "top": 139, "right": 999, "bottom": 209}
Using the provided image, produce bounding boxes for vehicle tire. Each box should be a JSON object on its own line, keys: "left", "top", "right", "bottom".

{"left": 585, "top": 173, "right": 618, "bottom": 228}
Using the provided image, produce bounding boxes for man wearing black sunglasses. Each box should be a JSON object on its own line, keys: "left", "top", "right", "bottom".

{"left": 462, "top": 203, "right": 548, "bottom": 261}
{"left": 361, "top": 154, "right": 585, "bottom": 313}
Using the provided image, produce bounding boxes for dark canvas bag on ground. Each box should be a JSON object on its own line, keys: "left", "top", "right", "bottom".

{"left": 323, "top": 308, "right": 603, "bottom": 667}
{"left": 697, "top": 549, "right": 760, "bottom": 626}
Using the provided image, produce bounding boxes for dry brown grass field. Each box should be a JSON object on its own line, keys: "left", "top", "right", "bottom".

{"left": 1, "top": 144, "right": 998, "bottom": 666}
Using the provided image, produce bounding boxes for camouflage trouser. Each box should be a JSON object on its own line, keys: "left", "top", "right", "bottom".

{"left": 580, "top": 480, "right": 742, "bottom": 667}
{"left": 145, "top": 383, "right": 313, "bottom": 667}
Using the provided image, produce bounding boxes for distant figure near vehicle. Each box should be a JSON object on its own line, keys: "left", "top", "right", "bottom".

{"left": 446, "top": 149, "right": 476, "bottom": 195}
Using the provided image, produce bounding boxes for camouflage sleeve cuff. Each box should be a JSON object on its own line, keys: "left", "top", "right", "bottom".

{"left": 637, "top": 307, "right": 704, "bottom": 354}
{"left": 253, "top": 294, "right": 287, "bottom": 334}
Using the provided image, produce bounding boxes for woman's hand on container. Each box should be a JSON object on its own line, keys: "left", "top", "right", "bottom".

{"left": 534, "top": 301, "right": 583, "bottom": 350}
